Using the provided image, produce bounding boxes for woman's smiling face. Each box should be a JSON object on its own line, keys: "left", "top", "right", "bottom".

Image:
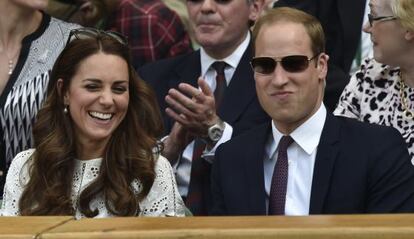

{"left": 62, "top": 52, "right": 129, "bottom": 149}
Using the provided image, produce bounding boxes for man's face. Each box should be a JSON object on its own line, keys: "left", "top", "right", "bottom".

{"left": 253, "top": 22, "right": 328, "bottom": 134}
{"left": 186, "top": 0, "right": 262, "bottom": 58}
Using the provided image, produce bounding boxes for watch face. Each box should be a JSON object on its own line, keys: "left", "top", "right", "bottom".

{"left": 209, "top": 126, "right": 223, "bottom": 141}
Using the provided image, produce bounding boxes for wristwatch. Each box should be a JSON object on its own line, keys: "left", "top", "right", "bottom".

{"left": 205, "top": 118, "right": 225, "bottom": 144}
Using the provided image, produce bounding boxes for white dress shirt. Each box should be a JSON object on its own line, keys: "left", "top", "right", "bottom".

{"left": 264, "top": 104, "right": 327, "bottom": 215}
{"left": 175, "top": 33, "right": 251, "bottom": 197}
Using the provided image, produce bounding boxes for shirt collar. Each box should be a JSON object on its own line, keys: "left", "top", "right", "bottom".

{"left": 200, "top": 32, "right": 250, "bottom": 77}
{"left": 267, "top": 104, "right": 327, "bottom": 159}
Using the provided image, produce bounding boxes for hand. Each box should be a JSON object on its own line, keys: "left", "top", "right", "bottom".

{"left": 165, "top": 77, "right": 220, "bottom": 138}
{"left": 162, "top": 122, "right": 194, "bottom": 163}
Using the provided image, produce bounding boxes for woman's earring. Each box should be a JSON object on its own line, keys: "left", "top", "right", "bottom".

{"left": 64, "top": 105, "right": 68, "bottom": 114}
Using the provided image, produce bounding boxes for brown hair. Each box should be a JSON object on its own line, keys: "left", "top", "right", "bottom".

{"left": 19, "top": 32, "right": 164, "bottom": 217}
{"left": 252, "top": 7, "right": 325, "bottom": 56}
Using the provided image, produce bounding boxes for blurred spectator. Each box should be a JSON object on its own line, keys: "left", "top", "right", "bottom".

{"left": 334, "top": 0, "right": 414, "bottom": 163}
{"left": 47, "top": 0, "right": 193, "bottom": 69}
{"left": 162, "top": 0, "right": 198, "bottom": 48}
{"left": 138, "top": 0, "right": 269, "bottom": 215}
{"left": 0, "top": 0, "right": 78, "bottom": 195}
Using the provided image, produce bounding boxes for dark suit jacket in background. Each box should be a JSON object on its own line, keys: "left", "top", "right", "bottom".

{"left": 211, "top": 113, "right": 414, "bottom": 215}
{"left": 138, "top": 43, "right": 270, "bottom": 214}
{"left": 274, "top": 0, "right": 366, "bottom": 111}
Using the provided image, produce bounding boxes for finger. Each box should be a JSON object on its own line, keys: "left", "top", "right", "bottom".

{"left": 192, "top": 89, "right": 205, "bottom": 102}
{"left": 165, "top": 95, "right": 198, "bottom": 118}
{"left": 166, "top": 108, "right": 191, "bottom": 125}
{"left": 166, "top": 109, "right": 202, "bottom": 133}
{"left": 167, "top": 89, "right": 198, "bottom": 113}
{"left": 178, "top": 83, "right": 205, "bottom": 100}
{"left": 198, "top": 78, "right": 214, "bottom": 97}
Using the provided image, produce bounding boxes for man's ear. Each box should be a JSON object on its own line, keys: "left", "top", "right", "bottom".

{"left": 317, "top": 53, "right": 329, "bottom": 81}
{"left": 405, "top": 30, "right": 414, "bottom": 41}
{"left": 57, "top": 79, "right": 69, "bottom": 105}
{"left": 249, "top": 0, "right": 265, "bottom": 22}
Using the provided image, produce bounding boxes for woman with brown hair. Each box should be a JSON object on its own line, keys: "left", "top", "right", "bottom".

{"left": 1, "top": 28, "right": 185, "bottom": 218}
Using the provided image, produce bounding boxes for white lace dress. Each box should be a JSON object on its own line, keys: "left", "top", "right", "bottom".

{"left": 1, "top": 149, "right": 186, "bottom": 218}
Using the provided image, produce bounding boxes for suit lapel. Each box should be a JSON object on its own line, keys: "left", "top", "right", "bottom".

{"left": 244, "top": 123, "right": 270, "bottom": 215}
{"left": 172, "top": 51, "right": 201, "bottom": 89}
{"left": 164, "top": 51, "right": 201, "bottom": 130}
{"left": 218, "top": 43, "right": 256, "bottom": 123}
{"left": 309, "top": 113, "right": 341, "bottom": 214}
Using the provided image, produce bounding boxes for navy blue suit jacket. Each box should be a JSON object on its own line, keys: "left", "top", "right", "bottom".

{"left": 138, "top": 43, "right": 269, "bottom": 214}
{"left": 211, "top": 113, "right": 414, "bottom": 215}
{"left": 138, "top": 43, "right": 269, "bottom": 138}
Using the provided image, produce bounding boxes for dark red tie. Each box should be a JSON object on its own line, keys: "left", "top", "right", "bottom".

{"left": 268, "top": 135, "right": 293, "bottom": 215}
{"left": 211, "top": 61, "right": 227, "bottom": 109}
{"left": 185, "top": 61, "right": 228, "bottom": 215}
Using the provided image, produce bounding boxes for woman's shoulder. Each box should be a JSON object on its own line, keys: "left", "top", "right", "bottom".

{"left": 50, "top": 16, "right": 80, "bottom": 31}
{"left": 360, "top": 58, "right": 397, "bottom": 78}
{"left": 9, "top": 149, "right": 35, "bottom": 169}
{"left": 153, "top": 154, "right": 174, "bottom": 178}
{"left": 154, "top": 154, "right": 170, "bottom": 169}
{"left": 6, "top": 149, "right": 35, "bottom": 188}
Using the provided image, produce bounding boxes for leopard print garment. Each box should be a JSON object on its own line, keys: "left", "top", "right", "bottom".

{"left": 334, "top": 58, "right": 414, "bottom": 164}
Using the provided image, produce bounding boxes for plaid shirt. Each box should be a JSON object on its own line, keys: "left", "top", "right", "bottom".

{"left": 106, "top": 0, "right": 193, "bottom": 69}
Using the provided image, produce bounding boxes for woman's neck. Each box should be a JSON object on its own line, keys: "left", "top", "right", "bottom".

{"left": 400, "top": 67, "right": 414, "bottom": 88}
{"left": 0, "top": 3, "right": 42, "bottom": 53}
{"left": 75, "top": 138, "right": 110, "bottom": 160}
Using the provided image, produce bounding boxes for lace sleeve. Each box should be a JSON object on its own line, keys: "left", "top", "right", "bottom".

{"left": 139, "top": 155, "right": 186, "bottom": 217}
{"left": 1, "top": 149, "right": 34, "bottom": 216}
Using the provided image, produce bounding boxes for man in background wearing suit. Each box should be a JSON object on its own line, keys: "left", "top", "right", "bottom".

{"left": 210, "top": 7, "right": 414, "bottom": 216}
{"left": 138, "top": 0, "right": 268, "bottom": 215}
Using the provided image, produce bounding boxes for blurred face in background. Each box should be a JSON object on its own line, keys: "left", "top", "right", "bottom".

{"left": 49, "top": 0, "right": 118, "bottom": 27}
{"left": 186, "top": 0, "right": 263, "bottom": 58}
{"left": 363, "top": 0, "right": 407, "bottom": 65}
{"left": 11, "top": 0, "right": 48, "bottom": 10}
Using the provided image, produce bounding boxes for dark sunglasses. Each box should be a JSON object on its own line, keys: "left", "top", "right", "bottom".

{"left": 250, "top": 54, "right": 320, "bottom": 74}
{"left": 66, "top": 27, "right": 128, "bottom": 46}
{"left": 367, "top": 13, "right": 397, "bottom": 27}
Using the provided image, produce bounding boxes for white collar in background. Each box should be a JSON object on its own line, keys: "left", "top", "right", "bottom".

{"left": 200, "top": 32, "right": 251, "bottom": 78}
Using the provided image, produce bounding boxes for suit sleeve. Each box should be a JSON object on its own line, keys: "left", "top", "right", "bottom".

{"left": 366, "top": 127, "right": 414, "bottom": 213}
{"left": 209, "top": 145, "right": 227, "bottom": 215}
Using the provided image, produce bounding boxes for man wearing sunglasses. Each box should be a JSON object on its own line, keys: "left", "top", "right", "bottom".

{"left": 210, "top": 7, "right": 414, "bottom": 216}
{"left": 274, "top": 0, "right": 367, "bottom": 112}
{"left": 138, "top": 0, "right": 269, "bottom": 215}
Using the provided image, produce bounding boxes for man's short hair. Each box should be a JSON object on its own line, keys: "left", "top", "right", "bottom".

{"left": 252, "top": 7, "right": 325, "bottom": 56}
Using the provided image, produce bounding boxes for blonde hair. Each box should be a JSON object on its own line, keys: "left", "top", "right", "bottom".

{"left": 392, "top": 0, "right": 414, "bottom": 31}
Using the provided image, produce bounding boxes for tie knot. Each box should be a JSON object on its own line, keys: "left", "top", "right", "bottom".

{"left": 211, "top": 61, "right": 227, "bottom": 75}
{"left": 278, "top": 136, "right": 293, "bottom": 152}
